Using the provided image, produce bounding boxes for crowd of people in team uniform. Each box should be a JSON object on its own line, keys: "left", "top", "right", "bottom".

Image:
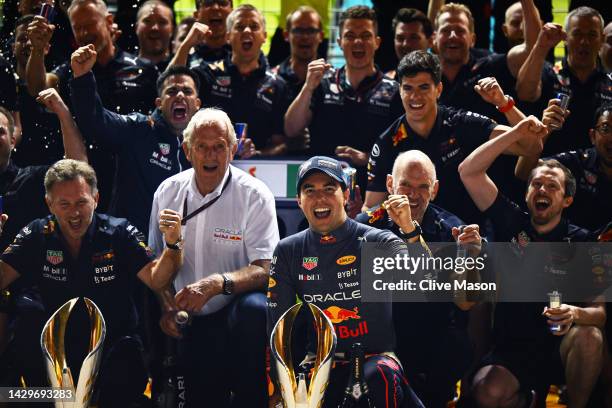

{"left": 0, "top": 0, "right": 611, "bottom": 406}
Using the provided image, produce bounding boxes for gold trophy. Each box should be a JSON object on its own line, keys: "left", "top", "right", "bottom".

{"left": 40, "top": 297, "right": 106, "bottom": 408}
{"left": 270, "top": 302, "right": 336, "bottom": 408}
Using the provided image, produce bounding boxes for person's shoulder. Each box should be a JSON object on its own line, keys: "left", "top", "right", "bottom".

{"left": 51, "top": 61, "right": 71, "bottom": 78}
{"left": 116, "top": 50, "right": 145, "bottom": 68}
{"left": 566, "top": 222, "right": 592, "bottom": 242}
{"left": 355, "top": 205, "right": 388, "bottom": 229}
{"left": 378, "top": 114, "right": 406, "bottom": 140}
{"left": 277, "top": 228, "right": 309, "bottom": 249}
{"left": 156, "top": 168, "right": 194, "bottom": 193}
{"left": 352, "top": 219, "right": 401, "bottom": 243}
{"left": 380, "top": 75, "right": 399, "bottom": 89}
{"left": 428, "top": 203, "right": 465, "bottom": 228}
{"left": 264, "top": 68, "right": 286, "bottom": 84}
{"left": 95, "top": 213, "right": 147, "bottom": 239}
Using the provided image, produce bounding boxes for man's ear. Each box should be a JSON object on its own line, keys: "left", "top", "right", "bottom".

{"left": 374, "top": 35, "right": 381, "bottom": 51}
{"left": 343, "top": 187, "right": 349, "bottom": 206}
{"left": 195, "top": 97, "right": 202, "bottom": 110}
{"left": 386, "top": 174, "right": 394, "bottom": 195}
{"left": 431, "top": 180, "right": 439, "bottom": 200}
{"left": 589, "top": 128, "right": 596, "bottom": 145}
{"left": 106, "top": 13, "right": 114, "bottom": 28}
{"left": 283, "top": 29, "right": 289, "bottom": 42}
{"left": 563, "top": 195, "right": 573, "bottom": 209}
{"left": 93, "top": 191, "right": 99, "bottom": 208}
{"left": 182, "top": 142, "right": 191, "bottom": 162}
{"left": 155, "top": 97, "right": 162, "bottom": 109}
{"left": 435, "top": 81, "right": 443, "bottom": 99}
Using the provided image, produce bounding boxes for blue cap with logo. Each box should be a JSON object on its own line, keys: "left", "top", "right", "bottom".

{"left": 296, "top": 156, "right": 347, "bottom": 192}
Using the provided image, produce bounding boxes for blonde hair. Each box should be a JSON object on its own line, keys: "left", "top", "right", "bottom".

{"left": 435, "top": 3, "right": 475, "bottom": 33}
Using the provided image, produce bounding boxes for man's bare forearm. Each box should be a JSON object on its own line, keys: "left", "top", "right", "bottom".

{"left": 26, "top": 49, "right": 51, "bottom": 96}
{"left": 167, "top": 41, "right": 191, "bottom": 69}
{"left": 516, "top": 45, "right": 547, "bottom": 102}
{"left": 284, "top": 86, "right": 314, "bottom": 137}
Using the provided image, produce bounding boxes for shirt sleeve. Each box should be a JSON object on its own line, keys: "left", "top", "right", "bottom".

{"left": 147, "top": 187, "right": 164, "bottom": 256}
{"left": 245, "top": 185, "right": 280, "bottom": 262}
{"left": 1, "top": 221, "right": 40, "bottom": 285}
{"left": 367, "top": 121, "right": 396, "bottom": 192}
{"left": 455, "top": 110, "right": 498, "bottom": 152}
{"left": 266, "top": 244, "right": 298, "bottom": 338}
{"left": 484, "top": 193, "right": 527, "bottom": 240}
{"left": 69, "top": 71, "right": 136, "bottom": 148}
{"left": 121, "top": 222, "right": 156, "bottom": 277}
{"left": 0, "top": 58, "right": 17, "bottom": 111}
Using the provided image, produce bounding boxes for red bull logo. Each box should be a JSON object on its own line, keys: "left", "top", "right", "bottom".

{"left": 392, "top": 123, "right": 408, "bottom": 146}
{"left": 323, "top": 306, "right": 360, "bottom": 324}
{"left": 320, "top": 235, "right": 336, "bottom": 244}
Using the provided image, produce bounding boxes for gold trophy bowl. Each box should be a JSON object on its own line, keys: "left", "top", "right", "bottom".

{"left": 40, "top": 297, "right": 106, "bottom": 408}
{"left": 270, "top": 302, "right": 336, "bottom": 408}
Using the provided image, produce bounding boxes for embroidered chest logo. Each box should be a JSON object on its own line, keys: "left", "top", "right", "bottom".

{"left": 46, "top": 250, "right": 63, "bottom": 265}
{"left": 213, "top": 227, "right": 243, "bottom": 243}
{"left": 302, "top": 257, "right": 318, "bottom": 271}
{"left": 159, "top": 143, "right": 170, "bottom": 155}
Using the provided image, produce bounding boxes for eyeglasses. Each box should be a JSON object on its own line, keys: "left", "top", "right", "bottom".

{"left": 290, "top": 27, "right": 321, "bottom": 37}
{"left": 594, "top": 124, "right": 612, "bottom": 136}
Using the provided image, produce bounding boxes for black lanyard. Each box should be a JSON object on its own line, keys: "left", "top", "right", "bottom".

{"left": 181, "top": 170, "right": 232, "bottom": 225}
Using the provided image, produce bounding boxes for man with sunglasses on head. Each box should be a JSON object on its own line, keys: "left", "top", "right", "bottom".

{"left": 148, "top": 108, "right": 279, "bottom": 407}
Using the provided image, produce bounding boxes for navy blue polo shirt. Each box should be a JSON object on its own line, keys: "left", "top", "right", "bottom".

{"left": 308, "top": 66, "right": 402, "bottom": 158}
{"left": 268, "top": 218, "right": 405, "bottom": 354}
{"left": 55, "top": 49, "right": 159, "bottom": 212}
{"left": 484, "top": 193, "right": 592, "bottom": 348}
{"left": 0, "top": 56, "right": 17, "bottom": 111}
{"left": 1, "top": 213, "right": 155, "bottom": 342}
{"left": 539, "top": 59, "right": 612, "bottom": 155}
{"left": 355, "top": 203, "right": 470, "bottom": 333}
{"left": 271, "top": 58, "right": 303, "bottom": 102}
{"left": 367, "top": 105, "right": 497, "bottom": 226}
{"left": 12, "top": 79, "right": 63, "bottom": 167}
{"left": 70, "top": 72, "right": 190, "bottom": 235}
{"left": 440, "top": 53, "right": 516, "bottom": 124}
{"left": 0, "top": 162, "right": 49, "bottom": 252}
{"left": 187, "top": 43, "right": 232, "bottom": 68}
{"left": 192, "top": 53, "right": 289, "bottom": 150}
{"left": 548, "top": 148, "right": 612, "bottom": 231}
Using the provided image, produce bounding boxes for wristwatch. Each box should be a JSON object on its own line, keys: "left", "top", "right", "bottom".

{"left": 165, "top": 235, "right": 183, "bottom": 250}
{"left": 399, "top": 221, "right": 422, "bottom": 240}
{"left": 222, "top": 274, "right": 234, "bottom": 295}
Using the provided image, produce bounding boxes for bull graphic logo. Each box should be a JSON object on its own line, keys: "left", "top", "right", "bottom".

{"left": 320, "top": 235, "right": 336, "bottom": 244}
{"left": 323, "top": 306, "right": 360, "bottom": 324}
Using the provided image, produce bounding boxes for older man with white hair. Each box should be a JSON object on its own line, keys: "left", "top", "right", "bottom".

{"left": 148, "top": 107, "right": 279, "bottom": 407}
{"left": 356, "top": 150, "right": 483, "bottom": 406}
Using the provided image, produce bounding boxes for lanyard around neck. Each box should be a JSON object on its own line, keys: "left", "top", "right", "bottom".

{"left": 181, "top": 170, "right": 232, "bottom": 225}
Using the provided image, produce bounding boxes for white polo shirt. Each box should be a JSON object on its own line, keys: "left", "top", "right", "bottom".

{"left": 148, "top": 164, "right": 279, "bottom": 315}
